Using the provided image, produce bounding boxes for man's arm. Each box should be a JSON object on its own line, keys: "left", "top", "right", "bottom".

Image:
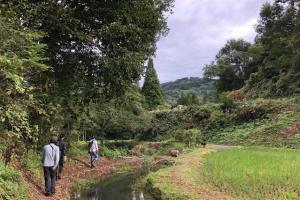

{"left": 63, "top": 142, "right": 67, "bottom": 155}
{"left": 41, "top": 147, "right": 45, "bottom": 164}
{"left": 95, "top": 141, "right": 99, "bottom": 152}
{"left": 54, "top": 146, "right": 60, "bottom": 166}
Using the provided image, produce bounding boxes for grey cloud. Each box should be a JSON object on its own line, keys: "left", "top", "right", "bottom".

{"left": 155, "top": 0, "right": 269, "bottom": 83}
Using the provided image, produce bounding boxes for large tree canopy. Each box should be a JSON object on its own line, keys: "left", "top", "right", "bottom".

{"left": 203, "top": 39, "right": 252, "bottom": 92}
{"left": 5, "top": 0, "right": 174, "bottom": 101}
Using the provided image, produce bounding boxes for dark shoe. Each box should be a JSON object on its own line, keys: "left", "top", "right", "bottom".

{"left": 45, "top": 193, "right": 51, "bottom": 196}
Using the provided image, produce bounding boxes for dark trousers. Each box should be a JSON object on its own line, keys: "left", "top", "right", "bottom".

{"left": 58, "top": 156, "right": 64, "bottom": 176}
{"left": 43, "top": 167, "right": 57, "bottom": 194}
{"left": 90, "top": 151, "right": 98, "bottom": 167}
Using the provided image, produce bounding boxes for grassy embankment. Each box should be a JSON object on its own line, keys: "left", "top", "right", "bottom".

{"left": 209, "top": 97, "right": 300, "bottom": 147}
{"left": 144, "top": 147, "right": 234, "bottom": 200}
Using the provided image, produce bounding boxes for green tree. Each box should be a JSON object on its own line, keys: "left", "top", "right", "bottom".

{"left": 177, "top": 92, "right": 200, "bottom": 106}
{"left": 3, "top": 0, "right": 174, "bottom": 137}
{"left": 0, "top": 7, "right": 48, "bottom": 164}
{"left": 245, "top": 0, "right": 300, "bottom": 96}
{"left": 6, "top": 0, "right": 174, "bottom": 100}
{"left": 204, "top": 39, "right": 253, "bottom": 93}
{"left": 142, "top": 58, "right": 164, "bottom": 109}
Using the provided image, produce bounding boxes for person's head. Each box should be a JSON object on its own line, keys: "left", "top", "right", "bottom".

{"left": 50, "top": 136, "right": 58, "bottom": 144}
{"left": 59, "top": 134, "right": 65, "bottom": 140}
{"left": 90, "top": 135, "right": 95, "bottom": 140}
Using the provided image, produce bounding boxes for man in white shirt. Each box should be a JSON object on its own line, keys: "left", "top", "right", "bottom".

{"left": 88, "top": 136, "right": 99, "bottom": 168}
{"left": 42, "top": 136, "right": 60, "bottom": 196}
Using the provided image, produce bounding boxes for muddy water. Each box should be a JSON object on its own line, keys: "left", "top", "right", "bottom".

{"left": 72, "top": 171, "right": 154, "bottom": 200}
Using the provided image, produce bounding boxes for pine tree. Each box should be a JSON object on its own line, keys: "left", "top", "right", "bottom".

{"left": 142, "top": 58, "right": 164, "bottom": 109}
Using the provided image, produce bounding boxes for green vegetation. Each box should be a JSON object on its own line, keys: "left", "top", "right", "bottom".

{"left": 144, "top": 148, "right": 231, "bottom": 200}
{"left": 0, "top": 0, "right": 174, "bottom": 164}
{"left": 161, "top": 77, "right": 216, "bottom": 105}
{"left": 209, "top": 96, "right": 300, "bottom": 147}
{"left": 68, "top": 141, "right": 129, "bottom": 159}
{"left": 142, "top": 58, "right": 164, "bottom": 109}
{"left": 173, "top": 128, "right": 204, "bottom": 147}
{"left": 204, "top": 1, "right": 300, "bottom": 97}
{"left": 0, "top": 1, "right": 174, "bottom": 197}
{"left": 0, "top": 5, "right": 48, "bottom": 165}
{"left": 145, "top": 147, "right": 300, "bottom": 200}
{"left": 176, "top": 92, "right": 201, "bottom": 106}
{"left": 1, "top": 0, "right": 300, "bottom": 199}
{"left": 22, "top": 151, "right": 43, "bottom": 180}
{"left": 204, "top": 39, "right": 252, "bottom": 92}
{"left": 0, "top": 161, "right": 28, "bottom": 200}
{"left": 201, "top": 148, "right": 300, "bottom": 199}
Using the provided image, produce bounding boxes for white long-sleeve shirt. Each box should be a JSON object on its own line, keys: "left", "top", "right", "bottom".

{"left": 42, "top": 143, "right": 60, "bottom": 167}
{"left": 89, "top": 139, "right": 98, "bottom": 152}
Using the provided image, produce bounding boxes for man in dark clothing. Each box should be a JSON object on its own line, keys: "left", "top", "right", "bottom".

{"left": 42, "top": 136, "right": 60, "bottom": 196}
{"left": 57, "top": 134, "right": 67, "bottom": 179}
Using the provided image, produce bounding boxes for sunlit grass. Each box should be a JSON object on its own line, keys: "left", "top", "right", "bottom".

{"left": 201, "top": 148, "right": 300, "bottom": 199}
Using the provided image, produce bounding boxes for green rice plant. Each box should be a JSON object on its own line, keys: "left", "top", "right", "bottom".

{"left": 201, "top": 148, "right": 300, "bottom": 200}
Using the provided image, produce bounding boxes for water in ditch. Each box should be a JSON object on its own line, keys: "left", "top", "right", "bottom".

{"left": 72, "top": 171, "right": 155, "bottom": 200}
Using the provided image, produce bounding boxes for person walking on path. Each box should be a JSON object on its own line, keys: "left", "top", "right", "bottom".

{"left": 57, "top": 134, "right": 67, "bottom": 179}
{"left": 88, "top": 136, "right": 99, "bottom": 168}
{"left": 42, "top": 136, "right": 60, "bottom": 196}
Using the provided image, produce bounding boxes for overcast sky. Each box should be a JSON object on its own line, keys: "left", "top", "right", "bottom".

{"left": 155, "top": 0, "right": 268, "bottom": 83}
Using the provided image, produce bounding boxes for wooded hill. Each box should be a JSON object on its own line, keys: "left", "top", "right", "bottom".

{"left": 161, "top": 77, "right": 216, "bottom": 105}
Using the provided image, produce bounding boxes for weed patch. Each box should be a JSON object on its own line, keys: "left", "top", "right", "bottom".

{"left": 0, "top": 161, "right": 28, "bottom": 200}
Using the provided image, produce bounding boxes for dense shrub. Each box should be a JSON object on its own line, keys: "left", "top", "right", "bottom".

{"left": 173, "top": 129, "right": 203, "bottom": 147}
{"left": 137, "top": 98, "right": 275, "bottom": 141}
{"left": 218, "top": 94, "right": 236, "bottom": 111}
{"left": 206, "top": 110, "right": 234, "bottom": 130}
{"left": 104, "top": 140, "right": 139, "bottom": 150}
{"left": 234, "top": 104, "right": 270, "bottom": 123}
{"left": 0, "top": 162, "right": 28, "bottom": 200}
{"left": 100, "top": 146, "right": 128, "bottom": 158}
{"left": 224, "top": 90, "right": 248, "bottom": 101}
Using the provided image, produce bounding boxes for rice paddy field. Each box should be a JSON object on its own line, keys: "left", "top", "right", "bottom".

{"left": 201, "top": 148, "right": 300, "bottom": 200}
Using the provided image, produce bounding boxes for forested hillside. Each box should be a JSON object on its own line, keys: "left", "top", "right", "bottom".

{"left": 161, "top": 77, "right": 216, "bottom": 105}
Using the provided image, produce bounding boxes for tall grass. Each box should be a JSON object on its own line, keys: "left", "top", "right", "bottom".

{"left": 201, "top": 148, "right": 300, "bottom": 199}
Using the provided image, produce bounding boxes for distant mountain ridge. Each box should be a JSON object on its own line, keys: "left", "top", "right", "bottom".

{"left": 161, "top": 77, "right": 216, "bottom": 105}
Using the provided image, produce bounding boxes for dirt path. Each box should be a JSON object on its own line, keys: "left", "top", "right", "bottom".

{"left": 23, "top": 156, "right": 142, "bottom": 200}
